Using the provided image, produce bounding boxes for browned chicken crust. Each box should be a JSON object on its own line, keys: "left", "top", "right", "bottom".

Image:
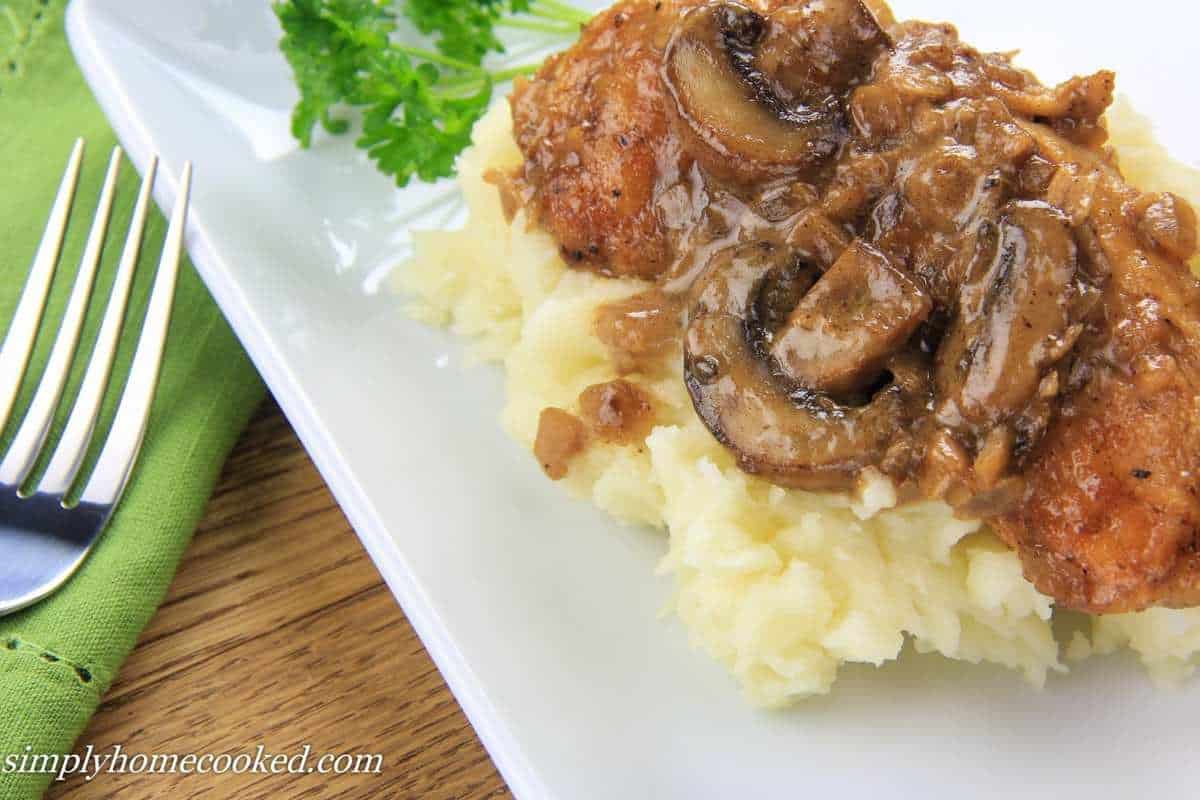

{"left": 991, "top": 155, "right": 1200, "bottom": 612}
{"left": 510, "top": 2, "right": 688, "bottom": 277}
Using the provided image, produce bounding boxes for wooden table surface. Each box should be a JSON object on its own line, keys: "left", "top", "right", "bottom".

{"left": 48, "top": 399, "right": 510, "bottom": 800}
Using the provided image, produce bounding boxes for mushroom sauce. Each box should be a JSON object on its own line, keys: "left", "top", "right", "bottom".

{"left": 508, "top": 0, "right": 1200, "bottom": 614}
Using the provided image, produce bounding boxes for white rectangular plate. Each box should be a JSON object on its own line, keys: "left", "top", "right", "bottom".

{"left": 68, "top": 1, "right": 1200, "bottom": 797}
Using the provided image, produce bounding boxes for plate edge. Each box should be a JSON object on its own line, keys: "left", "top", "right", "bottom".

{"left": 62, "top": 3, "right": 550, "bottom": 797}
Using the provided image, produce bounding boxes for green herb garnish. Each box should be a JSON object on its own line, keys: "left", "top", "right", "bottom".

{"left": 274, "top": 0, "right": 589, "bottom": 186}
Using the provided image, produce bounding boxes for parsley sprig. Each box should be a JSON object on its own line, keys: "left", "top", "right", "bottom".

{"left": 274, "top": 0, "right": 588, "bottom": 186}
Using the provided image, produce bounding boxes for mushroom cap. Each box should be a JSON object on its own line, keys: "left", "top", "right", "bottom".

{"left": 684, "top": 242, "right": 932, "bottom": 490}
{"left": 662, "top": 1, "right": 887, "bottom": 184}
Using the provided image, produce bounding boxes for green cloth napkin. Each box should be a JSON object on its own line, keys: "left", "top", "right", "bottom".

{"left": 0, "top": 2, "right": 266, "bottom": 797}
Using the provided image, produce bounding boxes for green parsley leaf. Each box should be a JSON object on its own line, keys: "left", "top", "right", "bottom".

{"left": 273, "top": 0, "right": 588, "bottom": 187}
{"left": 274, "top": 0, "right": 397, "bottom": 147}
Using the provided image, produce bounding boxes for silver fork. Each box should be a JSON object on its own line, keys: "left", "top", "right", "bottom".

{"left": 0, "top": 140, "right": 192, "bottom": 616}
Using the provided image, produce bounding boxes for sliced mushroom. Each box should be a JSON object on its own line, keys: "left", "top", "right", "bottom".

{"left": 748, "top": 250, "right": 822, "bottom": 337}
{"left": 685, "top": 243, "right": 931, "bottom": 490}
{"left": 663, "top": 1, "right": 882, "bottom": 183}
{"left": 754, "top": 0, "right": 892, "bottom": 106}
{"left": 771, "top": 240, "right": 932, "bottom": 396}
{"left": 935, "top": 200, "right": 1078, "bottom": 431}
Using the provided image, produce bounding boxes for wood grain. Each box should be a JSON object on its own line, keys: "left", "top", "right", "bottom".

{"left": 46, "top": 399, "right": 511, "bottom": 800}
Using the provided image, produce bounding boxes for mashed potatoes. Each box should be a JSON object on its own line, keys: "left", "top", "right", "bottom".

{"left": 399, "top": 99, "right": 1200, "bottom": 706}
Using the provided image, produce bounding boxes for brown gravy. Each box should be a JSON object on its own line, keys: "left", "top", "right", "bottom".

{"left": 515, "top": 0, "right": 1200, "bottom": 613}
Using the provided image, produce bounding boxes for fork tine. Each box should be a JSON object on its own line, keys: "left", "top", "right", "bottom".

{"left": 0, "top": 139, "right": 85, "bottom": 436}
{"left": 0, "top": 148, "right": 124, "bottom": 489}
{"left": 78, "top": 162, "right": 191, "bottom": 507}
{"left": 37, "top": 156, "right": 159, "bottom": 498}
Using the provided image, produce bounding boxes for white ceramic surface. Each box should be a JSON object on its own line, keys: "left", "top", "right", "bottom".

{"left": 66, "top": 2, "right": 1200, "bottom": 797}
